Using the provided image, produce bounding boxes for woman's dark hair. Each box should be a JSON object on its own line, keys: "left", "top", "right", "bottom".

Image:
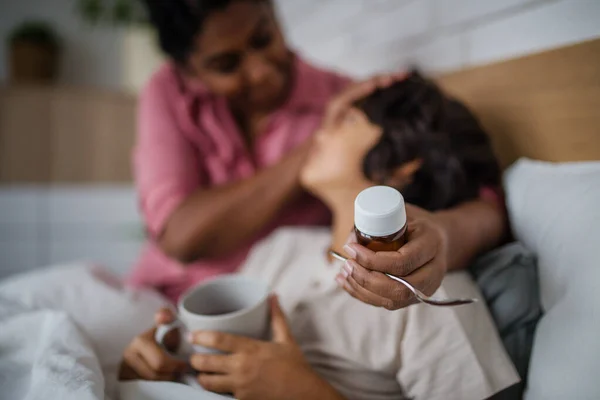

{"left": 141, "top": 0, "right": 266, "bottom": 64}
{"left": 359, "top": 71, "right": 500, "bottom": 211}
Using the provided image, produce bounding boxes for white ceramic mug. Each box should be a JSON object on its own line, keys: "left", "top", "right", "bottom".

{"left": 154, "top": 274, "right": 270, "bottom": 359}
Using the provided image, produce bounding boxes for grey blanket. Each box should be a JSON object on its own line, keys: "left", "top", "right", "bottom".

{"left": 469, "top": 242, "right": 543, "bottom": 384}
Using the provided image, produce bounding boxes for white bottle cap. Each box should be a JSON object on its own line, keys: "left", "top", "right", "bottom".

{"left": 354, "top": 186, "right": 406, "bottom": 237}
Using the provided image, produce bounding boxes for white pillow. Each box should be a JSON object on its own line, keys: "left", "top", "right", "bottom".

{"left": 504, "top": 158, "right": 600, "bottom": 400}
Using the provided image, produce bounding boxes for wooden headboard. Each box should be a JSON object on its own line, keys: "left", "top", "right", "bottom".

{"left": 1, "top": 40, "right": 599, "bottom": 183}
{"left": 437, "top": 38, "right": 600, "bottom": 169}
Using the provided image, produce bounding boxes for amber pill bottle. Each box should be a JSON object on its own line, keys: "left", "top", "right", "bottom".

{"left": 354, "top": 186, "right": 407, "bottom": 252}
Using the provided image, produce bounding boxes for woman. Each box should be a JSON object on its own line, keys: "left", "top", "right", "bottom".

{"left": 130, "top": 0, "right": 392, "bottom": 302}
{"left": 132, "top": 0, "right": 507, "bottom": 308}
{"left": 121, "top": 74, "right": 519, "bottom": 399}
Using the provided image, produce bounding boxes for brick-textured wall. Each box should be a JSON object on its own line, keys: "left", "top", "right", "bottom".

{"left": 277, "top": 0, "right": 600, "bottom": 77}
{"left": 1, "top": 0, "right": 598, "bottom": 87}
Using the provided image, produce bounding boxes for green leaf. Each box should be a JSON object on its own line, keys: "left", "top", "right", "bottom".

{"left": 113, "top": 0, "right": 134, "bottom": 24}
{"left": 8, "top": 20, "right": 60, "bottom": 49}
{"left": 76, "top": 0, "right": 148, "bottom": 26}
{"left": 78, "top": 0, "right": 104, "bottom": 25}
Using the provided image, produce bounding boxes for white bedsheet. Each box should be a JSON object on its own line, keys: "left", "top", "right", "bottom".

{"left": 0, "top": 263, "right": 168, "bottom": 400}
{"left": 0, "top": 296, "right": 105, "bottom": 400}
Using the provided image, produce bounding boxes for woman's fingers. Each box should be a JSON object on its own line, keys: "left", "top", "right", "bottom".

{"left": 338, "top": 272, "right": 405, "bottom": 310}
{"left": 344, "top": 224, "right": 439, "bottom": 277}
{"left": 323, "top": 79, "right": 379, "bottom": 128}
{"left": 197, "top": 373, "right": 234, "bottom": 394}
{"left": 346, "top": 257, "right": 444, "bottom": 307}
{"left": 344, "top": 242, "right": 421, "bottom": 277}
{"left": 344, "top": 259, "right": 414, "bottom": 306}
{"left": 333, "top": 78, "right": 378, "bottom": 108}
{"left": 375, "top": 74, "right": 394, "bottom": 88}
{"left": 324, "top": 72, "right": 409, "bottom": 130}
{"left": 383, "top": 71, "right": 409, "bottom": 86}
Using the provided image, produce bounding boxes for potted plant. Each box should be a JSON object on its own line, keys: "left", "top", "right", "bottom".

{"left": 77, "top": 0, "right": 164, "bottom": 93}
{"left": 8, "top": 21, "right": 60, "bottom": 84}
{"left": 77, "top": 0, "right": 147, "bottom": 26}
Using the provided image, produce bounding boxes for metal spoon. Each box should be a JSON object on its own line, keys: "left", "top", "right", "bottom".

{"left": 329, "top": 250, "right": 477, "bottom": 307}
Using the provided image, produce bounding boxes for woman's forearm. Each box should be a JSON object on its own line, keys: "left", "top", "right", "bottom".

{"left": 434, "top": 199, "right": 507, "bottom": 271}
{"left": 159, "top": 145, "right": 307, "bottom": 263}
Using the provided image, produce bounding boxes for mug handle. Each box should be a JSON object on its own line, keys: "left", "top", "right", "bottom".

{"left": 154, "top": 320, "right": 190, "bottom": 362}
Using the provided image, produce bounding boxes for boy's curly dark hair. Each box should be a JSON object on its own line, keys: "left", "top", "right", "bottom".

{"left": 141, "top": 0, "right": 267, "bottom": 64}
{"left": 359, "top": 71, "right": 500, "bottom": 211}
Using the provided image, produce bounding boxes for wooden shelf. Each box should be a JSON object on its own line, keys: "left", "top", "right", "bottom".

{"left": 0, "top": 85, "right": 137, "bottom": 183}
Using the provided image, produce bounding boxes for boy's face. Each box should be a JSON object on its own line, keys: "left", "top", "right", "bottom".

{"left": 300, "top": 107, "right": 382, "bottom": 192}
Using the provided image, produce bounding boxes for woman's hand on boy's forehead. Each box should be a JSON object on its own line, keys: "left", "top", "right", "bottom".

{"left": 323, "top": 72, "right": 408, "bottom": 130}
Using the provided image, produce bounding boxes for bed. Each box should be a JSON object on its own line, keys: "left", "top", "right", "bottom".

{"left": 438, "top": 38, "right": 600, "bottom": 400}
{"left": 0, "top": 39, "right": 599, "bottom": 400}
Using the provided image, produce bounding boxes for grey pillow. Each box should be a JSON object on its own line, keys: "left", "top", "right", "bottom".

{"left": 469, "top": 242, "right": 542, "bottom": 384}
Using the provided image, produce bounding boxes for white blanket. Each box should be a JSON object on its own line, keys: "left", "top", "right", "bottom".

{"left": 0, "top": 296, "right": 105, "bottom": 400}
{"left": 0, "top": 264, "right": 168, "bottom": 400}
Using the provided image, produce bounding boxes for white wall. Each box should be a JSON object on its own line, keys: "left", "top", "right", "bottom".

{"left": 0, "top": 0, "right": 124, "bottom": 89}
{"left": 0, "top": 187, "right": 143, "bottom": 278}
{"left": 279, "top": 0, "right": 600, "bottom": 77}
{"left": 1, "top": 0, "right": 598, "bottom": 88}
